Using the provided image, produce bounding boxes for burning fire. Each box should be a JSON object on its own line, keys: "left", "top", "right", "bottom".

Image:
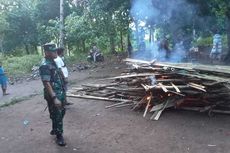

{"left": 147, "top": 96, "right": 151, "bottom": 100}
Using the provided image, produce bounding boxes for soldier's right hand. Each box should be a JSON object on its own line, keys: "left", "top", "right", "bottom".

{"left": 54, "top": 98, "right": 62, "bottom": 108}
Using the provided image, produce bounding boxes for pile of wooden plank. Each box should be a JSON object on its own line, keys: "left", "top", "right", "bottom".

{"left": 67, "top": 58, "right": 230, "bottom": 120}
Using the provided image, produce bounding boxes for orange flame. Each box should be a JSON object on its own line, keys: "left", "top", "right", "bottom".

{"left": 147, "top": 96, "right": 151, "bottom": 100}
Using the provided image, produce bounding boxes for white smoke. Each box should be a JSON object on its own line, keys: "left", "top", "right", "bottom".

{"left": 130, "top": 0, "right": 197, "bottom": 63}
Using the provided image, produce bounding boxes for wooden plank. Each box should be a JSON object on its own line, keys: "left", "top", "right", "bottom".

{"left": 158, "top": 83, "right": 168, "bottom": 92}
{"left": 157, "top": 79, "right": 191, "bottom": 83}
{"left": 150, "top": 101, "right": 175, "bottom": 112}
{"left": 105, "top": 87, "right": 145, "bottom": 92}
{"left": 85, "top": 91, "right": 116, "bottom": 97}
{"left": 132, "top": 95, "right": 148, "bottom": 110}
{"left": 124, "top": 58, "right": 156, "bottom": 65}
{"left": 153, "top": 62, "right": 194, "bottom": 71}
{"left": 178, "top": 72, "right": 230, "bottom": 83}
{"left": 150, "top": 100, "right": 170, "bottom": 120}
{"left": 158, "top": 62, "right": 230, "bottom": 75}
{"left": 67, "top": 94, "right": 134, "bottom": 103}
{"left": 171, "top": 82, "right": 181, "bottom": 93}
{"left": 102, "top": 73, "right": 158, "bottom": 80}
{"left": 188, "top": 82, "right": 205, "bottom": 89}
{"left": 188, "top": 84, "right": 207, "bottom": 92}
{"left": 115, "top": 103, "right": 133, "bottom": 108}
{"left": 82, "top": 83, "right": 120, "bottom": 88}
{"left": 105, "top": 101, "right": 130, "bottom": 109}
{"left": 150, "top": 103, "right": 164, "bottom": 112}
{"left": 141, "top": 84, "right": 155, "bottom": 91}
{"left": 168, "top": 90, "right": 185, "bottom": 97}
{"left": 143, "top": 95, "right": 152, "bottom": 117}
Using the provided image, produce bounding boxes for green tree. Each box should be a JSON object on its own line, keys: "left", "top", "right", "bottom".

{"left": 0, "top": 13, "right": 9, "bottom": 53}
{"left": 2, "top": 0, "right": 38, "bottom": 54}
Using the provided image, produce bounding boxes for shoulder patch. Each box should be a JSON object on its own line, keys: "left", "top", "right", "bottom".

{"left": 39, "top": 65, "right": 51, "bottom": 81}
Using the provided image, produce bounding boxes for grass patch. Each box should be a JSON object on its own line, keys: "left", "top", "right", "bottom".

{"left": 1, "top": 54, "right": 42, "bottom": 77}
{"left": 0, "top": 51, "right": 92, "bottom": 78}
{"left": 195, "top": 35, "right": 228, "bottom": 47}
{"left": 65, "top": 52, "right": 88, "bottom": 65}
{"left": 0, "top": 93, "right": 40, "bottom": 108}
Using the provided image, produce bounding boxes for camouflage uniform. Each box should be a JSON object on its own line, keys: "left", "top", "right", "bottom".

{"left": 39, "top": 58, "right": 66, "bottom": 135}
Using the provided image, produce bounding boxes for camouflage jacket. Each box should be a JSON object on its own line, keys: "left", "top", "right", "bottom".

{"left": 39, "top": 58, "right": 65, "bottom": 102}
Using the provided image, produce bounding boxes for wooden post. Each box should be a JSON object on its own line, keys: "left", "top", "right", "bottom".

{"left": 60, "top": 0, "right": 64, "bottom": 48}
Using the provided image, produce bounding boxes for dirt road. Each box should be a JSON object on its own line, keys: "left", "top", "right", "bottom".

{"left": 0, "top": 59, "right": 230, "bottom": 153}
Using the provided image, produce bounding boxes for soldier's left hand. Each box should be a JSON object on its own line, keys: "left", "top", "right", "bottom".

{"left": 54, "top": 98, "right": 62, "bottom": 108}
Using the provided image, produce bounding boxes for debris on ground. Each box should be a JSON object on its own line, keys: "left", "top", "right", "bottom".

{"left": 30, "top": 65, "right": 40, "bottom": 79}
{"left": 67, "top": 58, "right": 230, "bottom": 120}
{"left": 71, "top": 63, "right": 91, "bottom": 72}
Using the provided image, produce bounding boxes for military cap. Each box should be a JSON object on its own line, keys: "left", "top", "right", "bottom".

{"left": 43, "top": 43, "right": 57, "bottom": 52}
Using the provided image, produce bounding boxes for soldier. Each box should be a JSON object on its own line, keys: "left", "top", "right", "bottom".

{"left": 39, "top": 43, "right": 66, "bottom": 146}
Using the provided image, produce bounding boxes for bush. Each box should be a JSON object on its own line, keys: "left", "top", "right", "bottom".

{"left": 1, "top": 54, "right": 42, "bottom": 77}
{"left": 65, "top": 52, "right": 88, "bottom": 65}
{"left": 0, "top": 49, "right": 105, "bottom": 78}
{"left": 196, "top": 36, "right": 212, "bottom": 47}
{"left": 195, "top": 35, "right": 227, "bottom": 47}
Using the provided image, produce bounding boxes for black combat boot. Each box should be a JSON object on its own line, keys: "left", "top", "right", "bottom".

{"left": 56, "top": 134, "right": 66, "bottom": 146}
{"left": 50, "top": 130, "right": 56, "bottom": 135}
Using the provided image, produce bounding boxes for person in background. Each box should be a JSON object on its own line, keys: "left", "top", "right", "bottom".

{"left": 159, "top": 35, "right": 171, "bottom": 60}
{"left": 91, "top": 45, "right": 99, "bottom": 62}
{"left": 210, "top": 29, "right": 222, "bottom": 61}
{"left": 54, "top": 47, "right": 72, "bottom": 105}
{"left": 54, "top": 48, "right": 68, "bottom": 90}
{"left": 0, "top": 62, "right": 9, "bottom": 96}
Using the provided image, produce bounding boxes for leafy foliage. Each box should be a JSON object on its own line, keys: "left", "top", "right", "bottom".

{"left": 1, "top": 54, "right": 42, "bottom": 76}
{"left": 0, "top": 0, "right": 230, "bottom": 60}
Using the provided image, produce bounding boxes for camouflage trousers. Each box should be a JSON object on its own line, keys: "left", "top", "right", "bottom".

{"left": 45, "top": 95, "right": 65, "bottom": 135}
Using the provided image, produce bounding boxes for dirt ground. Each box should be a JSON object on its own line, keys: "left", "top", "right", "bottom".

{"left": 0, "top": 58, "right": 230, "bottom": 153}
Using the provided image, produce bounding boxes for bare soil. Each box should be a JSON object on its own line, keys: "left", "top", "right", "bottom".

{"left": 0, "top": 57, "right": 230, "bottom": 153}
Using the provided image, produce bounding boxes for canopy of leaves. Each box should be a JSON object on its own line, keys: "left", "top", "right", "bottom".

{"left": 0, "top": 0, "right": 229, "bottom": 56}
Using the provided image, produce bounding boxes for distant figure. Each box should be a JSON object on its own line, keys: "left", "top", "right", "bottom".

{"left": 188, "top": 46, "right": 199, "bottom": 62}
{"left": 0, "top": 62, "right": 9, "bottom": 96}
{"left": 54, "top": 47, "right": 68, "bottom": 91}
{"left": 210, "top": 31, "right": 222, "bottom": 61}
{"left": 173, "top": 41, "right": 186, "bottom": 62}
{"left": 138, "top": 41, "right": 146, "bottom": 52}
{"left": 54, "top": 47, "right": 72, "bottom": 105}
{"left": 127, "top": 40, "right": 133, "bottom": 58}
{"left": 159, "top": 36, "right": 171, "bottom": 60}
{"left": 87, "top": 45, "right": 104, "bottom": 62}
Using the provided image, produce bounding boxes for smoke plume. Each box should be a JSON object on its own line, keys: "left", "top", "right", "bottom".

{"left": 130, "top": 0, "right": 198, "bottom": 63}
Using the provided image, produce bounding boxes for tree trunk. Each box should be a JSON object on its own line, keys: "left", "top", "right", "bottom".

{"left": 120, "top": 31, "right": 123, "bottom": 52}
{"left": 32, "top": 44, "right": 38, "bottom": 54}
{"left": 0, "top": 37, "right": 3, "bottom": 54}
{"left": 82, "top": 39, "right": 86, "bottom": 53}
{"left": 59, "top": 0, "right": 65, "bottom": 48}
{"left": 227, "top": 19, "right": 230, "bottom": 59}
{"left": 127, "top": 32, "right": 132, "bottom": 58}
{"left": 25, "top": 44, "right": 29, "bottom": 55}
{"left": 149, "top": 27, "right": 152, "bottom": 43}
{"left": 77, "top": 42, "right": 80, "bottom": 52}
{"left": 67, "top": 44, "right": 71, "bottom": 56}
{"left": 225, "top": 14, "right": 230, "bottom": 63}
{"left": 41, "top": 46, "right": 44, "bottom": 56}
{"left": 134, "top": 20, "right": 139, "bottom": 47}
{"left": 110, "top": 34, "right": 116, "bottom": 54}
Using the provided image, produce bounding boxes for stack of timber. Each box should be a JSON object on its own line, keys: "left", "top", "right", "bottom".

{"left": 67, "top": 58, "right": 230, "bottom": 120}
